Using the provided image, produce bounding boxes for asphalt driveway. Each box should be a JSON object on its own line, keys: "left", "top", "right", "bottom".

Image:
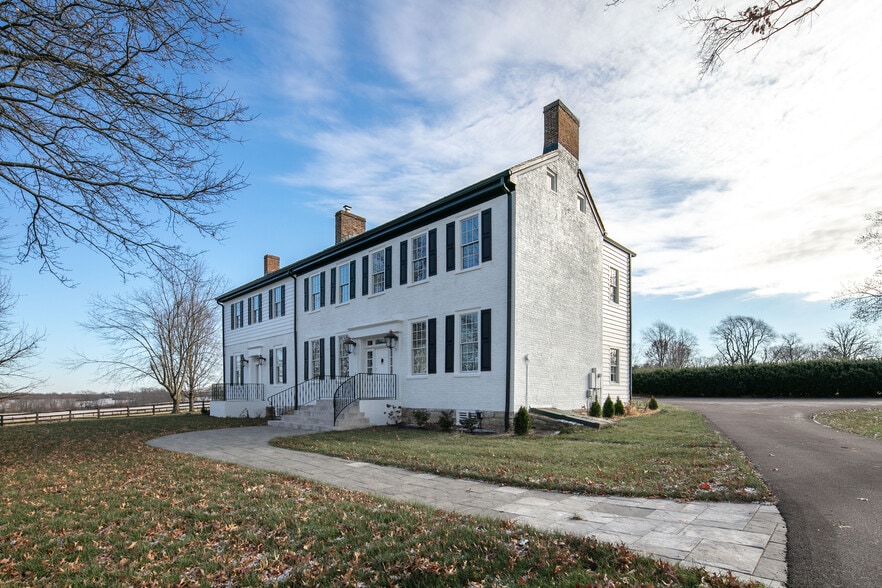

{"left": 665, "top": 398, "right": 882, "bottom": 588}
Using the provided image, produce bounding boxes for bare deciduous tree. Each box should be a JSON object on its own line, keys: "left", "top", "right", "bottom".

{"left": 711, "top": 315, "right": 776, "bottom": 365}
{"left": 74, "top": 260, "right": 222, "bottom": 412}
{"left": 0, "top": 0, "right": 248, "bottom": 281}
{"left": 822, "top": 322, "right": 878, "bottom": 360}
{"left": 641, "top": 321, "right": 698, "bottom": 368}
{"left": 766, "top": 332, "right": 816, "bottom": 363}
{"left": 0, "top": 274, "right": 44, "bottom": 397}
{"left": 837, "top": 210, "right": 882, "bottom": 324}
{"left": 609, "top": 0, "right": 827, "bottom": 75}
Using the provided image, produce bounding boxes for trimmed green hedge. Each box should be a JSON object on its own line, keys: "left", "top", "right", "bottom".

{"left": 634, "top": 360, "right": 882, "bottom": 398}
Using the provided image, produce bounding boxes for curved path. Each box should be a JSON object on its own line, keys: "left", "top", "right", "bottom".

{"left": 666, "top": 398, "right": 882, "bottom": 588}
{"left": 149, "top": 426, "right": 786, "bottom": 586}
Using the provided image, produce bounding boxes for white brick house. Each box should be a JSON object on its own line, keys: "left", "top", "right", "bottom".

{"left": 213, "top": 100, "right": 634, "bottom": 431}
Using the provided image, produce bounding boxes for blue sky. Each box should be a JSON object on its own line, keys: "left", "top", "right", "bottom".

{"left": 3, "top": 0, "right": 880, "bottom": 393}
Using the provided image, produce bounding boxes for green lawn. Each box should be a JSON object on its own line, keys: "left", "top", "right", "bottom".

{"left": 272, "top": 406, "right": 772, "bottom": 503}
{"left": 0, "top": 414, "right": 761, "bottom": 586}
{"left": 815, "top": 408, "right": 882, "bottom": 440}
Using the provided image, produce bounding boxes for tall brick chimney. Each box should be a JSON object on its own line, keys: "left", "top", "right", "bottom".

{"left": 263, "top": 254, "right": 280, "bottom": 275}
{"left": 335, "top": 205, "right": 366, "bottom": 244}
{"left": 543, "top": 100, "right": 580, "bottom": 160}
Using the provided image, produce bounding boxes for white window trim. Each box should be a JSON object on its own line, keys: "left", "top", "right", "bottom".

{"left": 410, "top": 319, "right": 428, "bottom": 376}
{"left": 369, "top": 249, "right": 386, "bottom": 296}
{"left": 309, "top": 273, "right": 322, "bottom": 312}
{"left": 411, "top": 232, "right": 428, "bottom": 284}
{"left": 459, "top": 310, "right": 480, "bottom": 374}
{"left": 337, "top": 262, "right": 351, "bottom": 305}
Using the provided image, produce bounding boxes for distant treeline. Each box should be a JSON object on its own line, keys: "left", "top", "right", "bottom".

{"left": 0, "top": 388, "right": 207, "bottom": 414}
{"left": 634, "top": 360, "right": 882, "bottom": 398}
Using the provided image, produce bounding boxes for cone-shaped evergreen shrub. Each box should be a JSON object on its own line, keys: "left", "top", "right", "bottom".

{"left": 648, "top": 396, "right": 659, "bottom": 410}
{"left": 589, "top": 399, "right": 601, "bottom": 417}
{"left": 614, "top": 397, "right": 625, "bottom": 416}
{"left": 514, "top": 406, "right": 531, "bottom": 436}
{"left": 602, "top": 397, "right": 615, "bottom": 419}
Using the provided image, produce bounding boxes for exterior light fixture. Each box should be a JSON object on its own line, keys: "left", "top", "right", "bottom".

{"left": 255, "top": 355, "right": 266, "bottom": 366}
{"left": 342, "top": 335, "right": 357, "bottom": 354}
{"left": 384, "top": 330, "right": 399, "bottom": 350}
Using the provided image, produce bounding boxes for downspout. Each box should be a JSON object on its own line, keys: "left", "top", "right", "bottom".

{"left": 503, "top": 178, "right": 514, "bottom": 431}
{"left": 289, "top": 270, "right": 299, "bottom": 410}
{"left": 627, "top": 254, "right": 633, "bottom": 401}
{"left": 215, "top": 300, "right": 226, "bottom": 402}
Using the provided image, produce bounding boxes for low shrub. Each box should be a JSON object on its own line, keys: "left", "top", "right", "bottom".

{"left": 614, "top": 397, "right": 625, "bottom": 416}
{"left": 602, "top": 397, "right": 614, "bottom": 419}
{"left": 648, "top": 396, "right": 659, "bottom": 410}
{"left": 588, "top": 399, "right": 601, "bottom": 418}
{"left": 412, "top": 409, "right": 430, "bottom": 427}
{"left": 460, "top": 415, "right": 479, "bottom": 432}
{"left": 513, "top": 406, "right": 531, "bottom": 436}
{"left": 384, "top": 404, "right": 402, "bottom": 425}
{"left": 437, "top": 410, "right": 455, "bottom": 431}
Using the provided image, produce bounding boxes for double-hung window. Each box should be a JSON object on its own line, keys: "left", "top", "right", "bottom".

{"left": 311, "top": 274, "right": 322, "bottom": 310}
{"left": 371, "top": 250, "right": 385, "bottom": 294}
{"left": 461, "top": 215, "right": 480, "bottom": 270}
{"left": 250, "top": 294, "right": 261, "bottom": 324}
{"left": 610, "top": 349, "right": 620, "bottom": 383}
{"left": 411, "top": 233, "right": 428, "bottom": 283}
{"left": 232, "top": 354, "right": 245, "bottom": 384}
{"left": 232, "top": 301, "right": 244, "bottom": 329}
{"left": 311, "top": 340, "right": 322, "bottom": 379}
{"left": 460, "top": 311, "right": 479, "bottom": 372}
{"left": 411, "top": 321, "right": 427, "bottom": 375}
{"left": 269, "top": 285, "right": 284, "bottom": 318}
{"left": 338, "top": 337, "right": 350, "bottom": 378}
{"left": 610, "top": 267, "right": 620, "bottom": 304}
{"left": 274, "top": 347, "right": 286, "bottom": 384}
{"left": 338, "top": 263, "right": 350, "bottom": 303}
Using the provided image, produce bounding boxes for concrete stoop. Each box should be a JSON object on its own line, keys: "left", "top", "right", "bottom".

{"left": 267, "top": 399, "right": 370, "bottom": 432}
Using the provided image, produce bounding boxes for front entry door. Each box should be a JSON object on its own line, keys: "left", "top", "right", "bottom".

{"left": 366, "top": 339, "right": 392, "bottom": 375}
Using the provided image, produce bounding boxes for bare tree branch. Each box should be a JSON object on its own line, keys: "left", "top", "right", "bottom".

{"left": 71, "top": 259, "right": 223, "bottom": 411}
{"left": 822, "top": 322, "right": 878, "bottom": 360}
{"left": 836, "top": 210, "right": 882, "bottom": 324}
{"left": 0, "top": 273, "right": 44, "bottom": 396}
{"left": 711, "top": 315, "right": 776, "bottom": 365}
{"left": 0, "top": 0, "right": 249, "bottom": 282}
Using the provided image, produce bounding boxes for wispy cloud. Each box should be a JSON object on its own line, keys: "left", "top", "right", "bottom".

{"left": 244, "top": 0, "right": 881, "bottom": 303}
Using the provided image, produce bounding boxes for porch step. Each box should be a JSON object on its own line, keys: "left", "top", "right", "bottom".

{"left": 267, "top": 399, "right": 371, "bottom": 432}
{"left": 530, "top": 407, "right": 612, "bottom": 430}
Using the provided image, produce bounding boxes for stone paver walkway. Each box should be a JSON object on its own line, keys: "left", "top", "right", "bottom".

{"left": 148, "top": 426, "right": 787, "bottom": 587}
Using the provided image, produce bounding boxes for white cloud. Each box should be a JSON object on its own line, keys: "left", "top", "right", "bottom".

{"left": 255, "top": 0, "right": 881, "bottom": 303}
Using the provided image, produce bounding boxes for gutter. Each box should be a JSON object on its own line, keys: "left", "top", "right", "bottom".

{"left": 504, "top": 180, "right": 514, "bottom": 431}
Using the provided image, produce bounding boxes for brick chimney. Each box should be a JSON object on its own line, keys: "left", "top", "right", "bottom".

{"left": 335, "top": 205, "right": 366, "bottom": 244}
{"left": 543, "top": 100, "right": 580, "bottom": 160}
{"left": 263, "top": 254, "right": 280, "bottom": 275}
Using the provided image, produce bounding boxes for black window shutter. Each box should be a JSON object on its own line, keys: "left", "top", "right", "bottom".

{"left": 247, "top": 297, "right": 252, "bottom": 325}
{"left": 480, "top": 309, "right": 491, "bottom": 371}
{"left": 428, "top": 228, "right": 437, "bottom": 276}
{"left": 320, "top": 272, "right": 326, "bottom": 308}
{"left": 444, "top": 315, "right": 455, "bottom": 373}
{"left": 257, "top": 294, "right": 263, "bottom": 322}
{"left": 481, "top": 209, "right": 492, "bottom": 262}
{"left": 303, "top": 341, "right": 309, "bottom": 381}
{"left": 268, "top": 289, "right": 274, "bottom": 319}
{"left": 269, "top": 349, "right": 274, "bottom": 384}
{"left": 229, "top": 356, "right": 234, "bottom": 383}
{"left": 330, "top": 268, "right": 336, "bottom": 305}
{"left": 280, "top": 285, "right": 286, "bottom": 316}
{"left": 281, "top": 347, "right": 287, "bottom": 383}
{"left": 304, "top": 279, "right": 309, "bottom": 312}
{"left": 329, "top": 336, "right": 336, "bottom": 379}
{"left": 399, "top": 241, "right": 407, "bottom": 285}
{"left": 230, "top": 306, "right": 234, "bottom": 330}
{"left": 428, "top": 318, "right": 437, "bottom": 374}
{"left": 349, "top": 260, "right": 356, "bottom": 299}
{"left": 384, "top": 246, "right": 392, "bottom": 289}
{"left": 362, "top": 255, "right": 368, "bottom": 296}
{"left": 445, "top": 222, "right": 455, "bottom": 272}
{"left": 319, "top": 338, "right": 325, "bottom": 379}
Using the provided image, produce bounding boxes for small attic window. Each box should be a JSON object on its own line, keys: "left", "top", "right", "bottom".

{"left": 577, "top": 194, "right": 587, "bottom": 213}
{"left": 547, "top": 171, "right": 557, "bottom": 193}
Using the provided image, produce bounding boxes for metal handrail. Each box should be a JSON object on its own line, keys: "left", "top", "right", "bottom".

{"left": 333, "top": 373, "right": 397, "bottom": 425}
{"left": 211, "top": 383, "right": 264, "bottom": 401}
